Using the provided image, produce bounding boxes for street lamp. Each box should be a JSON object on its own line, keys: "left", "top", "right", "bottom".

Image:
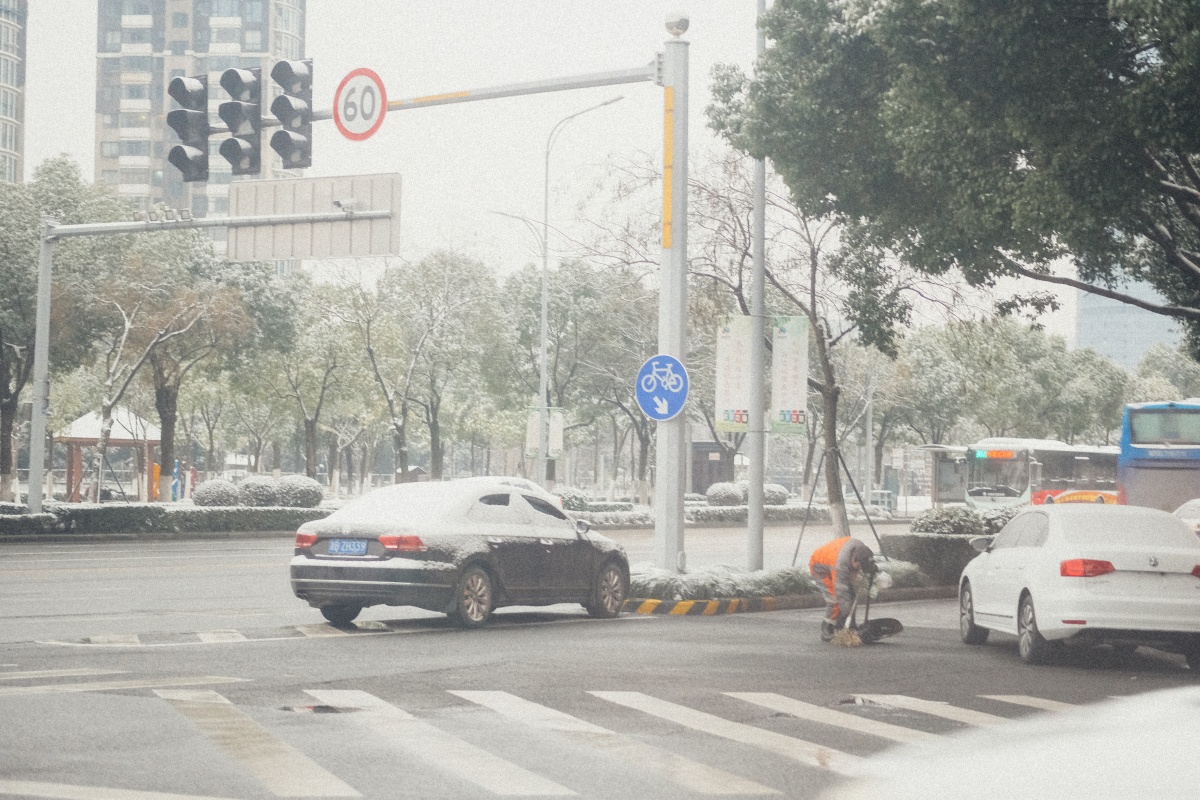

{"left": 499, "top": 96, "right": 623, "bottom": 488}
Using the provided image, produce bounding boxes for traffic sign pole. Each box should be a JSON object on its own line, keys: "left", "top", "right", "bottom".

{"left": 655, "top": 35, "right": 689, "bottom": 573}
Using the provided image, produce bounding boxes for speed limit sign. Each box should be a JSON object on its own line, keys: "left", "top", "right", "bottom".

{"left": 334, "top": 68, "right": 387, "bottom": 141}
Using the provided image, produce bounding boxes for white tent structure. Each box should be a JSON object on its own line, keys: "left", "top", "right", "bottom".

{"left": 56, "top": 409, "right": 161, "bottom": 502}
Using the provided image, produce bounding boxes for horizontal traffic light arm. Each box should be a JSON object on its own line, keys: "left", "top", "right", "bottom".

{"left": 42, "top": 208, "right": 392, "bottom": 240}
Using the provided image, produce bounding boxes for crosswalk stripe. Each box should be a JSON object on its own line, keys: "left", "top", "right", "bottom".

{"left": 306, "top": 689, "right": 575, "bottom": 796}
{"left": 980, "top": 694, "right": 1076, "bottom": 712}
{"left": 852, "top": 694, "right": 1009, "bottom": 727}
{"left": 294, "top": 624, "right": 350, "bottom": 638}
{"left": 726, "top": 693, "right": 938, "bottom": 745}
{"left": 0, "top": 778, "right": 240, "bottom": 800}
{"left": 451, "top": 690, "right": 778, "bottom": 796}
{"left": 0, "top": 676, "right": 248, "bottom": 697}
{"left": 0, "top": 669, "right": 127, "bottom": 681}
{"left": 86, "top": 635, "right": 141, "bottom": 645}
{"left": 196, "top": 631, "right": 248, "bottom": 644}
{"left": 590, "top": 692, "right": 858, "bottom": 775}
{"left": 156, "top": 690, "right": 360, "bottom": 798}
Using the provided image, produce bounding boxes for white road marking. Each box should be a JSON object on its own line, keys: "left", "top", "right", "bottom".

{"left": 86, "top": 635, "right": 141, "bottom": 645}
{"left": 590, "top": 691, "right": 859, "bottom": 775}
{"left": 452, "top": 690, "right": 777, "bottom": 795}
{"left": 726, "top": 692, "right": 939, "bottom": 745}
{"left": 294, "top": 624, "right": 351, "bottom": 637}
{"left": 980, "top": 694, "right": 1076, "bottom": 712}
{"left": 0, "top": 669, "right": 127, "bottom": 681}
{"left": 852, "top": 694, "right": 1009, "bottom": 727}
{"left": 306, "top": 689, "right": 575, "bottom": 796}
{"left": 0, "top": 676, "right": 248, "bottom": 697}
{"left": 0, "top": 779, "right": 240, "bottom": 800}
{"left": 156, "top": 689, "right": 359, "bottom": 798}
{"left": 196, "top": 631, "right": 248, "bottom": 644}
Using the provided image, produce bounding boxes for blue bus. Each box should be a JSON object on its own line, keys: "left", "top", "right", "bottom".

{"left": 1118, "top": 401, "right": 1200, "bottom": 511}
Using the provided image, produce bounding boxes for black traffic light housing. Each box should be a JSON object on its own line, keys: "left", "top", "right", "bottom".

{"left": 218, "top": 67, "right": 262, "bottom": 175}
{"left": 166, "top": 75, "right": 209, "bottom": 182}
{"left": 270, "top": 59, "right": 313, "bottom": 169}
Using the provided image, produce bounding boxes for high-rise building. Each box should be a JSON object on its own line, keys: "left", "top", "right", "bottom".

{"left": 1076, "top": 282, "right": 1181, "bottom": 370}
{"left": 94, "top": 0, "right": 306, "bottom": 215}
{"left": 0, "top": 0, "right": 26, "bottom": 184}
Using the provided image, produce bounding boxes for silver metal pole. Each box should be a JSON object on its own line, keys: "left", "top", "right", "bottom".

{"left": 747, "top": 0, "right": 768, "bottom": 570}
{"left": 654, "top": 33, "right": 689, "bottom": 572}
{"left": 26, "top": 222, "right": 55, "bottom": 513}
{"left": 539, "top": 97, "right": 623, "bottom": 489}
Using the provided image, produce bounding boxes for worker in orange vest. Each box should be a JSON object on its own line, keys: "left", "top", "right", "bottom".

{"left": 809, "top": 536, "right": 878, "bottom": 642}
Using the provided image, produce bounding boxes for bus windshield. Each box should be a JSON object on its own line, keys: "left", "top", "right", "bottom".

{"left": 1129, "top": 408, "right": 1200, "bottom": 446}
{"left": 967, "top": 456, "right": 1028, "bottom": 498}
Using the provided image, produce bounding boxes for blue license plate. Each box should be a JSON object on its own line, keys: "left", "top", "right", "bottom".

{"left": 327, "top": 539, "right": 368, "bottom": 556}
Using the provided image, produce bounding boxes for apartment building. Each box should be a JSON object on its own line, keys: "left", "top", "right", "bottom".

{"left": 0, "top": 0, "right": 25, "bottom": 183}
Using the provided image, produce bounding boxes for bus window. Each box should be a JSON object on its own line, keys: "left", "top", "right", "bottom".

{"left": 1130, "top": 409, "right": 1200, "bottom": 446}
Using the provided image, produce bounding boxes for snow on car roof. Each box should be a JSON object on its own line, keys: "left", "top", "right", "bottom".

{"left": 329, "top": 477, "right": 555, "bottom": 524}
{"left": 1044, "top": 504, "right": 1200, "bottom": 548}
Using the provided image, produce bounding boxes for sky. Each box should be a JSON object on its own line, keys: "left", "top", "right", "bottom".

{"left": 23, "top": 0, "right": 1076, "bottom": 340}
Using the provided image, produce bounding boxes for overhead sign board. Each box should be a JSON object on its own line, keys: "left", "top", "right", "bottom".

{"left": 227, "top": 173, "right": 402, "bottom": 261}
{"left": 636, "top": 354, "right": 689, "bottom": 422}
{"left": 334, "top": 68, "right": 388, "bottom": 141}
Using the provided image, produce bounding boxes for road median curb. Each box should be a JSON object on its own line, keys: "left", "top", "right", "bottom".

{"left": 621, "top": 584, "right": 957, "bottom": 616}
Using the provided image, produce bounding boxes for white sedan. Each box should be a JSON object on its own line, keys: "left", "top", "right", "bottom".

{"left": 958, "top": 504, "right": 1200, "bottom": 666}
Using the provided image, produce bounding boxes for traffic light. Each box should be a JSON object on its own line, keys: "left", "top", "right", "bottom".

{"left": 270, "top": 59, "right": 312, "bottom": 169}
{"left": 218, "top": 67, "right": 262, "bottom": 175}
{"left": 166, "top": 75, "right": 209, "bottom": 182}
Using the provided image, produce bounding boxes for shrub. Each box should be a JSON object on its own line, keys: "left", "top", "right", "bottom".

{"left": 554, "top": 486, "right": 591, "bottom": 512}
{"left": 705, "top": 482, "right": 744, "bottom": 506}
{"left": 238, "top": 475, "right": 281, "bottom": 507}
{"left": 911, "top": 505, "right": 985, "bottom": 537}
{"left": 880, "top": 532, "right": 979, "bottom": 585}
{"left": 585, "top": 501, "right": 633, "bottom": 512}
{"left": 684, "top": 493, "right": 706, "bottom": 503}
{"left": 192, "top": 479, "right": 240, "bottom": 507}
{"left": 763, "top": 484, "right": 790, "bottom": 506}
{"left": 278, "top": 474, "right": 324, "bottom": 508}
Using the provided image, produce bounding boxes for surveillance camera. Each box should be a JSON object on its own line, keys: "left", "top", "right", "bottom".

{"left": 665, "top": 12, "right": 689, "bottom": 37}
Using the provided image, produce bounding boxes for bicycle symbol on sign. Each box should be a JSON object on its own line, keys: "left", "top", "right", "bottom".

{"left": 640, "top": 360, "right": 685, "bottom": 394}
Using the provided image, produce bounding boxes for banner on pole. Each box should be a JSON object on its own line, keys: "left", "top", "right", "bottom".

{"left": 714, "top": 315, "right": 752, "bottom": 432}
{"left": 770, "top": 316, "right": 809, "bottom": 435}
{"left": 525, "top": 408, "right": 564, "bottom": 459}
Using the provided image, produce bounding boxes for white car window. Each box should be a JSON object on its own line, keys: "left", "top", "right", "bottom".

{"left": 1015, "top": 513, "right": 1049, "bottom": 547}
{"left": 991, "top": 517, "right": 1028, "bottom": 549}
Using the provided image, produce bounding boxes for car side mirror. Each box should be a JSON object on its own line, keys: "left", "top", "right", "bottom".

{"left": 574, "top": 519, "right": 591, "bottom": 536}
{"left": 970, "top": 536, "right": 993, "bottom": 553}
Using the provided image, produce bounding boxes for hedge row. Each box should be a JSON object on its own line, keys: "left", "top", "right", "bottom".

{"left": 0, "top": 503, "right": 332, "bottom": 538}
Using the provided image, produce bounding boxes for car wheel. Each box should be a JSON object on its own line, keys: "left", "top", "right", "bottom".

{"left": 959, "top": 582, "right": 989, "bottom": 645}
{"left": 320, "top": 604, "right": 361, "bottom": 626}
{"left": 1017, "top": 594, "right": 1052, "bottom": 665}
{"left": 586, "top": 560, "right": 628, "bottom": 619}
{"left": 452, "top": 565, "right": 494, "bottom": 629}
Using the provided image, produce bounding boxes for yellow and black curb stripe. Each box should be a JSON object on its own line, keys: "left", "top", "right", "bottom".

{"left": 621, "top": 595, "right": 823, "bottom": 616}
{"left": 621, "top": 586, "right": 956, "bottom": 617}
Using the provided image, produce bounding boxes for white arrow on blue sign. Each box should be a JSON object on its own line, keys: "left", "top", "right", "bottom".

{"left": 635, "top": 354, "right": 689, "bottom": 421}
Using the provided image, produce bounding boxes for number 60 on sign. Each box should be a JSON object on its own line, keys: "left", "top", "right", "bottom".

{"left": 334, "top": 68, "right": 387, "bottom": 141}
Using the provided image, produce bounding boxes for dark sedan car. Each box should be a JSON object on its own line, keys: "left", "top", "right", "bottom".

{"left": 290, "top": 477, "right": 630, "bottom": 628}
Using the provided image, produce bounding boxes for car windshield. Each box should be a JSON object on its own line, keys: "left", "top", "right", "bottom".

{"left": 329, "top": 483, "right": 467, "bottom": 525}
{"left": 1060, "top": 510, "right": 1198, "bottom": 548}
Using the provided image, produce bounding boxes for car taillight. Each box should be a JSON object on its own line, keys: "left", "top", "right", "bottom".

{"left": 295, "top": 531, "right": 318, "bottom": 549}
{"left": 1060, "top": 559, "right": 1116, "bottom": 577}
{"left": 1192, "top": 565, "right": 1200, "bottom": 579}
{"left": 1117, "top": 486, "right": 1127, "bottom": 505}
{"left": 379, "top": 534, "right": 426, "bottom": 552}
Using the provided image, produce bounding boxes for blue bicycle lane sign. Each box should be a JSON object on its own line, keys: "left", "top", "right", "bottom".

{"left": 635, "top": 354, "right": 689, "bottom": 422}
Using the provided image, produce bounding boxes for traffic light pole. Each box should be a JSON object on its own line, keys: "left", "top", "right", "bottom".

{"left": 24, "top": 208, "right": 391, "bottom": 514}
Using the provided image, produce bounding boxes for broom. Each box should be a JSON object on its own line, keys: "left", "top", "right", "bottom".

{"left": 829, "top": 591, "right": 863, "bottom": 648}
